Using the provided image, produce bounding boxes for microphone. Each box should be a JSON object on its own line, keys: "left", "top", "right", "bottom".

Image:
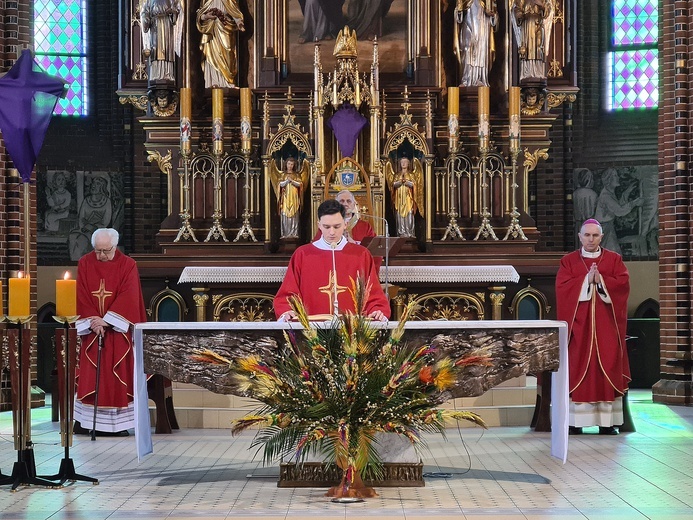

{"left": 330, "top": 240, "right": 339, "bottom": 317}
{"left": 358, "top": 214, "right": 391, "bottom": 298}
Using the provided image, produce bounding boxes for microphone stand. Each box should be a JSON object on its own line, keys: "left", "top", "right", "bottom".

{"left": 360, "top": 214, "right": 390, "bottom": 298}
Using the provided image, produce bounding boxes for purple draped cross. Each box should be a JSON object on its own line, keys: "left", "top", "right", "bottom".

{"left": 327, "top": 104, "right": 367, "bottom": 158}
{"left": 0, "top": 49, "right": 67, "bottom": 182}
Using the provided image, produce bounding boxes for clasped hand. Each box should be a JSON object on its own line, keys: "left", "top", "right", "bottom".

{"left": 90, "top": 316, "right": 108, "bottom": 337}
{"left": 588, "top": 263, "right": 602, "bottom": 285}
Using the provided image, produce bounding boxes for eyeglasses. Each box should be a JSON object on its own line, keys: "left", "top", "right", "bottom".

{"left": 94, "top": 246, "right": 115, "bottom": 255}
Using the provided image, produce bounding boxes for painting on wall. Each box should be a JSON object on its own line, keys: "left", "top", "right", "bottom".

{"left": 287, "top": 0, "right": 407, "bottom": 75}
{"left": 572, "top": 165, "right": 658, "bottom": 261}
{"left": 37, "top": 170, "right": 125, "bottom": 264}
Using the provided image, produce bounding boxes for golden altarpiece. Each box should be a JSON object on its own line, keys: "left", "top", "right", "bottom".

{"left": 117, "top": 0, "right": 578, "bottom": 323}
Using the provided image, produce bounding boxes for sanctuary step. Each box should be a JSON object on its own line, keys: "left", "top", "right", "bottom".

{"left": 147, "top": 376, "right": 540, "bottom": 430}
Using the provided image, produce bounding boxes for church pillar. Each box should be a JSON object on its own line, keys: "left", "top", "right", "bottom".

{"left": 192, "top": 288, "right": 209, "bottom": 322}
{"left": 652, "top": 1, "right": 693, "bottom": 405}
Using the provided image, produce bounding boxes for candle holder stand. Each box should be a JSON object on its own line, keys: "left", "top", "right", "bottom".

{"left": 0, "top": 316, "right": 62, "bottom": 491}
{"left": 441, "top": 153, "right": 465, "bottom": 241}
{"left": 233, "top": 149, "right": 258, "bottom": 242}
{"left": 205, "top": 147, "right": 229, "bottom": 242}
{"left": 503, "top": 146, "right": 527, "bottom": 240}
{"left": 174, "top": 149, "right": 199, "bottom": 242}
{"left": 473, "top": 143, "right": 498, "bottom": 241}
{"left": 41, "top": 316, "right": 98, "bottom": 485}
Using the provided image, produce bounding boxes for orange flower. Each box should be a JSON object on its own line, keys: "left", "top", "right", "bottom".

{"left": 419, "top": 365, "right": 434, "bottom": 385}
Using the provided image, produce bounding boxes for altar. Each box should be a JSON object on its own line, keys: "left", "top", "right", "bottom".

{"left": 133, "top": 319, "right": 568, "bottom": 464}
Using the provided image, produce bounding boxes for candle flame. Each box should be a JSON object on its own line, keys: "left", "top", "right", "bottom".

{"left": 63, "top": 271, "right": 71, "bottom": 281}
{"left": 18, "top": 271, "right": 24, "bottom": 279}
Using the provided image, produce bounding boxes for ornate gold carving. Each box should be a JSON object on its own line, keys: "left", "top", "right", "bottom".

{"left": 411, "top": 292, "right": 485, "bottom": 321}
{"left": 133, "top": 62, "right": 148, "bottom": 81}
{"left": 119, "top": 94, "right": 149, "bottom": 112}
{"left": 547, "top": 91, "right": 577, "bottom": 109}
{"left": 147, "top": 149, "right": 173, "bottom": 176}
{"left": 333, "top": 26, "right": 358, "bottom": 58}
{"left": 212, "top": 293, "right": 275, "bottom": 322}
{"left": 548, "top": 58, "right": 563, "bottom": 78}
{"left": 523, "top": 148, "right": 549, "bottom": 173}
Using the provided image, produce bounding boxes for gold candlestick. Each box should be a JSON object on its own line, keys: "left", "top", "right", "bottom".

{"left": 504, "top": 87, "right": 526, "bottom": 240}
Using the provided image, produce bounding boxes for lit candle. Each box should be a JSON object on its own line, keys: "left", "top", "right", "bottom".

{"left": 212, "top": 88, "right": 224, "bottom": 123}
{"left": 0, "top": 280, "right": 4, "bottom": 317}
{"left": 448, "top": 86, "right": 459, "bottom": 118}
{"left": 240, "top": 88, "right": 252, "bottom": 119}
{"left": 9, "top": 272, "right": 30, "bottom": 317}
{"left": 180, "top": 87, "right": 191, "bottom": 120}
{"left": 56, "top": 272, "right": 77, "bottom": 317}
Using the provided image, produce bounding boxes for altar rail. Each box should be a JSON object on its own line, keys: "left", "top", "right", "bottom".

{"left": 133, "top": 320, "right": 568, "bottom": 462}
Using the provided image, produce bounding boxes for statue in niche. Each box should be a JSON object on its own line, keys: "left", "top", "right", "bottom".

{"left": 140, "top": 0, "right": 182, "bottom": 83}
{"left": 454, "top": 0, "right": 497, "bottom": 87}
{"left": 385, "top": 154, "right": 424, "bottom": 238}
{"left": 510, "top": 0, "right": 555, "bottom": 83}
{"left": 269, "top": 156, "right": 310, "bottom": 239}
{"left": 196, "top": 0, "right": 245, "bottom": 88}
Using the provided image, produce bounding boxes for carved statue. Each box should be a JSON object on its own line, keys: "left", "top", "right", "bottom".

{"left": 454, "top": 0, "right": 497, "bottom": 87}
{"left": 269, "top": 156, "right": 310, "bottom": 239}
{"left": 385, "top": 155, "right": 425, "bottom": 238}
{"left": 510, "top": 0, "right": 555, "bottom": 83}
{"left": 333, "top": 26, "right": 358, "bottom": 58}
{"left": 196, "top": 0, "right": 245, "bottom": 88}
{"left": 140, "top": 0, "right": 182, "bottom": 83}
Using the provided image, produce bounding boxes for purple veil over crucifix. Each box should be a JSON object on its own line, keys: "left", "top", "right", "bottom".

{"left": 0, "top": 49, "right": 67, "bottom": 182}
{"left": 327, "top": 103, "right": 367, "bottom": 158}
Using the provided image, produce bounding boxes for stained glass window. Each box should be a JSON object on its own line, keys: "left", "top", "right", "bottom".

{"left": 608, "top": 0, "right": 658, "bottom": 110}
{"left": 34, "top": 0, "right": 88, "bottom": 116}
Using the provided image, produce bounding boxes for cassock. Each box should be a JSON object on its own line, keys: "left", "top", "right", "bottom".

{"left": 75, "top": 249, "right": 147, "bottom": 432}
{"left": 274, "top": 236, "right": 390, "bottom": 319}
{"left": 556, "top": 247, "right": 631, "bottom": 426}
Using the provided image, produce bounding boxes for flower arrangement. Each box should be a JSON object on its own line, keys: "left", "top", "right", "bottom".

{"left": 192, "top": 278, "right": 489, "bottom": 499}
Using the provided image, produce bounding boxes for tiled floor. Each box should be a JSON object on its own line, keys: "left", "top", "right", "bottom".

{"left": 2, "top": 390, "right": 693, "bottom": 519}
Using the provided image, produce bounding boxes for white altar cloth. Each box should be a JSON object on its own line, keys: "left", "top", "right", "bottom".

{"left": 133, "top": 319, "right": 568, "bottom": 463}
{"left": 177, "top": 265, "right": 520, "bottom": 285}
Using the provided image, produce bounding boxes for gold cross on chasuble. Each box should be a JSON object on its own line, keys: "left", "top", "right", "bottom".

{"left": 319, "top": 270, "right": 347, "bottom": 313}
{"left": 92, "top": 279, "right": 113, "bottom": 316}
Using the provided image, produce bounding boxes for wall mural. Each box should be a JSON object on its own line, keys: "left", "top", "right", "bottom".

{"left": 572, "top": 165, "right": 658, "bottom": 261}
{"left": 37, "top": 170, "right": 125, "bottom": 264}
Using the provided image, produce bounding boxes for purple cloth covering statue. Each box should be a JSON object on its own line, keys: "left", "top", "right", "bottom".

{"left": 0, "top": 49, "right": 67, "bottom": 182}
{"left": 327, "top": 104, "right": 367, "bottom": 158}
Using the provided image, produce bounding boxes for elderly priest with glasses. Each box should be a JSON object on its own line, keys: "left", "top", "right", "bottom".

{"left": 73, "top": 228, "right": 147, "bottom": 436}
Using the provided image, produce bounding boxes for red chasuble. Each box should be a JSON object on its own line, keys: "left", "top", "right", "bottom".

{"left": 76, "top": 249, "right": 147, "bottom": 408}
{"left": 556, "top": 249, "right": 631, "bottom": 403}
{"left": 274, "top": 238, "right": 390, "bottom": 319}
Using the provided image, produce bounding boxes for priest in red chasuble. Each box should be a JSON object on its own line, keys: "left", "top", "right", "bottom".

{"left": 74, "top": 228, "right": 147, "bottom": 435}
{"left": 556, "top": 219, "right": 631, "bottom": 435}
{"left": 275, "top": 199, "right": 390, "bottom": 321}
